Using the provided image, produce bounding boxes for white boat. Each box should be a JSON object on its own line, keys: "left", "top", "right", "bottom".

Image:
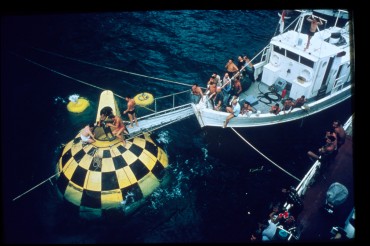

{"left": 192, "top": 9, "right": 353, "bottom": 128}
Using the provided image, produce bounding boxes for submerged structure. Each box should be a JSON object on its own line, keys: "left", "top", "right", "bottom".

{"left": 56, "top": 90, "right": 169, "bottom": 219}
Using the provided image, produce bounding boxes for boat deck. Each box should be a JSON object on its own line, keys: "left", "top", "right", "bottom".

{"left": 294, "top": 129, "right": 354, "bottom": 241}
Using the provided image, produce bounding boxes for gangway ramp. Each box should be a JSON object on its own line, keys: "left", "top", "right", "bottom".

{"left": 126, "top": 103, "right": 195, "bottom": 139}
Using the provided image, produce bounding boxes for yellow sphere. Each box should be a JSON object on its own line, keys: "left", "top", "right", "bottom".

{"left": 67, "top": 98, "right": 90, "bottom": 113}
{"left": 133, "top": 92, "right": 154, "bottom": 106}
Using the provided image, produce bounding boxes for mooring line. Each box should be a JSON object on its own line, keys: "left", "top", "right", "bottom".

{"left": 231, "top": 127, "right": 301, "bottom": 182}
{"left": 32, "top": 47, "right": 193, "bottom": 87}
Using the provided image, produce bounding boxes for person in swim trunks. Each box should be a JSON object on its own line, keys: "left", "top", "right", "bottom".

{"left": 123, "top": 96, "right": 138, "bottom": 128}
{"left": 305, "top": 15, "right": 323, "bottom": 51}
{"left": 80, "top": 123, "right": 96, "bottom": 144}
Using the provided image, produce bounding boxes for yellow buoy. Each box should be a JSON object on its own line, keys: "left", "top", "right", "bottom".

{"left": 133, "top": 92, "right": 154, "bottom": 106}
{"left": 67, "top": 98, "right": 90, "bottom": 113}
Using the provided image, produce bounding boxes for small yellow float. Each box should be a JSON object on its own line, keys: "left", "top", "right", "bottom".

{"left": 67, "top": 94, "right": 90, "bottom": 113}
{"left": 133, "top": 92, "right": 154, "bottom": 106}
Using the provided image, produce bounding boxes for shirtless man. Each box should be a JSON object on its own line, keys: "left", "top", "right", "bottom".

{"left": 123, "top": 96, "right": 138, "bottom": 128}
{"left": 305, "top": 15, "right": 323, "bottom": 51}
{"left": 283, "top": 98, "right": 294, "bottom": 114}
{"left": 106, "top": 114, "right": 128, "bottom": 145}
{"left": 307, "top": 135, "right": 337, "bottom": 162}
{"left": 225, "top": 58, "right": 239, "bottom": 78}
{"left": 332, "top": 120, "right": 346, "bottom": 147}
{"left": 191, "top": 83, "right": 204, "bottom": 104}
{"left": 270, "top": 103, "right": 281, "bottom": 115}
{"left": 240, "top": 101, "right": 255, "bottom": 116}
{"left": 80, "top": 123, "right": 96, "bottom": 144}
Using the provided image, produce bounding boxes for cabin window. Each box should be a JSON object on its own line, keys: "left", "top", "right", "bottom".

{"left": 273, "top": 45, "right": 285, "bottom": 56}
{"left": 286, "top": 50, "right": 299, "bottom": 62}
{"left": 300, "top": 56, "right": 314, "bottom": 68}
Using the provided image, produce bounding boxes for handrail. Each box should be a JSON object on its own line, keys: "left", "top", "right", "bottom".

{"left": 153, "top": 89, "right": 190, "bottom": 112}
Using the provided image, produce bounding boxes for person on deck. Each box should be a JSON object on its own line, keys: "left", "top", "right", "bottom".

{"left": 225, "top": 58, "right": 239, "bottom": 78}
{"left": 212, "top": 73, "right": 222, "bottom": 87}
{"left": 240, "top": 101, "right": 255, "bottom": 116}
{"left": 97, "top": 106, "right": 114, "bottom": 138}
{"left": 80, "top": 123, "right": 97, "bottom": 144}
{"left": 213, "top": 87, "right": 225, "bottom": 111}
{"left": 190, "top": 83, "right": 204, "bottom": 104}
{"left": 243, "top": 55, "right": 256, "bottom": 82}
{"left": 106, "top": 114, "right": 128, "bottom": 145}
{"left": 307, "top": 135, "right": 337, "bottom": 162}
{"left": 332, "top": 120, "right": 346, "bottom": 147}
{"left": 229, "top": 76, "right": 243, "bottom": 104}
{"left": 270, "top": 103, "right": 281, "bottom": 115}
{"left": 123, "top": 96, "right": 139, "bottom": 128}
{"left": 305, "top": 15, "right": 323, "bottom": 51}
{"left": 293, "top": 95, "right": 306, "bottom": 109}
{"left": 221, "top": 73, "right": 232, "bottom": 106}
{"left": 283, "top": 98, "right": 294, "bottom": 114}
{"left": 223, "top": 99, "right": 240, "bottom": 128}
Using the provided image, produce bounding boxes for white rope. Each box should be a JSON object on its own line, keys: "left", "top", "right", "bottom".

{"left": 32, "top": 47, "right": 193, "bottom": 87}
{"left": 230, "top": 127, "right": 301, "bottom": 182}
{"left": 10, "top": 51, "right": 157, "bottom": 113}
{"left": 12, "top": 172, "right": 61, "bottom": 201}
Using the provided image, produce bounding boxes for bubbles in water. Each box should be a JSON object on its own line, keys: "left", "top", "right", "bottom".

{"left": 201, "top": 147, "right": 208, "bottom": 160}
{"left": 156, "top": 130, "right": 172, "bottom": 145}
{"left": 54, "top": 96, "right": 67, "bottom": 104}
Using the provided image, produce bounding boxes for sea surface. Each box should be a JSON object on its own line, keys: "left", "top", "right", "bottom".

{"left": 2, "top": 10, "right": 353, "bottom": 243}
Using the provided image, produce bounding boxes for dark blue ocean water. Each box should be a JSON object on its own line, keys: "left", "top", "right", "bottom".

{"left": 2, "top": 10, "right": 352, "bottom": 243}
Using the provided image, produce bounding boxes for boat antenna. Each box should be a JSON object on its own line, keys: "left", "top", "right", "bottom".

{"left": 230, "top": 128, "right": 301, "bottom": 182}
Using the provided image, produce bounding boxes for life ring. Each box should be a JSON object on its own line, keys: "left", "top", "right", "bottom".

{"left": 134, "top": 92, "right": 154, "bottom": 106}
{"left": 67, "top": 98, "right": 90, "bottom": 113}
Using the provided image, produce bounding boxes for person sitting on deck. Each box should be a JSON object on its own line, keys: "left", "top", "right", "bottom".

{"left": 332, "top": 120, "right": 346, "bottom": 148}
{"left": 229, "top": 76, "right": 243, "bottom": 105}
{"left": 190, "top": 83, "right": 204, "bottom": 104}
{"left": 270, "top": 103, "right": 281, "bottom": 115}
{"left": 240, "top": 101, "right": 255, "bottom": 116}
{"left": 307, "top": 135, "right": 337, "bottom": 164}
{"left": 223, "top": 99, "right": 241, "bottom": 128}
{"left": 293, "top": 95, "right": 306, "bottom": 109}
{"left": 80, "top": 123, "right": 97, "bottom": 144}
{"left": 106, "top": 114, "right": 128, "bottom": 145}
{"left": 282, "top": 98, "right": 294, "bottom": 114}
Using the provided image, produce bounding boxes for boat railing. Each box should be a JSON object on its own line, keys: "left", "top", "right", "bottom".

{"left": 232, "top": 44, "right": 271, "bottom": 81}
{"left": 285, "top": 113, "right": 353, "bottom": 211}
{"left": 153, "top": 89, "right": 191, "bottom": 112}
{"left": 330, "top": 74, "right": 348, "bottom": 95}
{"left": 334, "top": 9, "right": 349, "bottom": 28}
